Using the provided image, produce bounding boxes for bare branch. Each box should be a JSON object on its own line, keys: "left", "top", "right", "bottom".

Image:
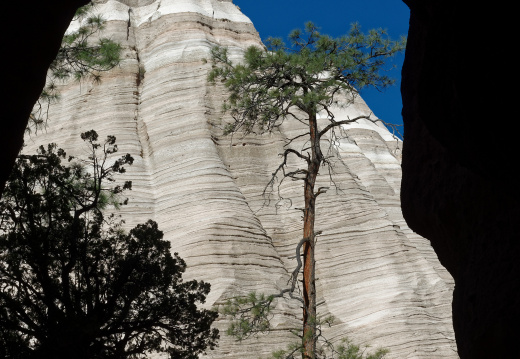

{"left": 317, "top": 114, "right": 374, "bottom": 139}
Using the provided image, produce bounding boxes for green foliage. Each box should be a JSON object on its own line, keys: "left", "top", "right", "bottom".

{"left": 208, "top": 21, "right": 405, "bottom": 136}
{"left": 221, "top": 292, "right": 274, "bottom": 340}
{"left": 52, "top": 2, "right": 121, "bottom": 82}
{"left": 262, "top": 337, "right": 388, "bottom": 359}
{"left": 30, "top": 1, "right": 122, "bottom": 133}
{"left": 0, "top": 132, "right": 218, "bottom": 359}
{"left": 265, "top": 342, "right": 303, "bottom": 359}
{"left": 222, "top": 291, "right": 389, "bottom": 359}
{"left": 335, "top": 338, "right": 389, "bottom": 359}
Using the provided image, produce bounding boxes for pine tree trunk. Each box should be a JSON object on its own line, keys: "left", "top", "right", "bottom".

{"left": 302, "top": 178, "right": 316, "bottom": 359}
{"left": 302, "top": 112, "right": 320, "bottom": 359}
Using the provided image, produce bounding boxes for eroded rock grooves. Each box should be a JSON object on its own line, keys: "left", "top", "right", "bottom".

{"left": 24, "top": 1, "right": 458, "bottom": 357}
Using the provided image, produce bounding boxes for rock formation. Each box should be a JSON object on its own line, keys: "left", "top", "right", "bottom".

{"left": 1, "top": 0, "right": 90, "bottom": 196}
{"left": 401, "top": 1, "right": 520, "bottom": 357}
{"left": 22, "top": 0, "right": 458, "bottom": 357}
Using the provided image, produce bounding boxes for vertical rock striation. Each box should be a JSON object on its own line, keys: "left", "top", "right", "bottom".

{"left": 24, "top": 1, "right": 457, "bottom": 357}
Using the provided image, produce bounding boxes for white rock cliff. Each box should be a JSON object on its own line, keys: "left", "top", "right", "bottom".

{"left": 24, "top": 0, "right": 458, "bottom": 357}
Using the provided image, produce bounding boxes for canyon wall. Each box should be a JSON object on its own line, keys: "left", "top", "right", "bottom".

{"left": 401, "top": 1, "right": 520, "bottom": 357}
{"left": 24, "top": 1, "right": 458, "bottom": 357}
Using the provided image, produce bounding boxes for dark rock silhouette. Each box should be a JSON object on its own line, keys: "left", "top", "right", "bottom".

{"left": 1, "top": 0, "right": 89, "bottom": 196}
{"left": 401, "top": 1, "right": 520, "bottom": 357}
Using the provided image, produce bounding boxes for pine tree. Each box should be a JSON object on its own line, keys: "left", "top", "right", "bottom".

{"left": 209, "top": 22, "right": 405, "bottom": 359}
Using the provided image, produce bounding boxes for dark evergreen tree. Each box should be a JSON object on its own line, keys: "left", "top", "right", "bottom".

{"left": 0, "top": 131, "right": 218, "bottom": 359}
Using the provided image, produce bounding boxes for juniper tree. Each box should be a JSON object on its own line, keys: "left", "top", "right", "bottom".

{"left": 0, "top": 131, "right": 218, "bottom": 359}
{"left": 208, "top": 22, "right": 405, "bottom": 359}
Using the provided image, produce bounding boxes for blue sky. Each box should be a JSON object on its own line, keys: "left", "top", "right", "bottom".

{"left": 233, "top": 0, "right": 410, "bottom": 138}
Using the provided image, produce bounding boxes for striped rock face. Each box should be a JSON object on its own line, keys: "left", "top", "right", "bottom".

{"left": 25, "top": 0, "right": 458, "bottom": 358}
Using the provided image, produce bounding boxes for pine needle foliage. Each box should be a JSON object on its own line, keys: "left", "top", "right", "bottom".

{"left": 208, "top": 21, "right": 405, "bottom": 136}
{"left": 264, "top": 337, "right": 389, "bottom": 359}
{"left": 221, "top": 292, "right": 274, "bottom": 341}
{"left": 30, "top": 1, "right": 122, "bottom": 133}
{"left": 334, "top": 339, "right": 388, "bottom": 359}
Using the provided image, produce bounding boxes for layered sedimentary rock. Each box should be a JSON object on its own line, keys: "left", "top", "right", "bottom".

{"left": 24, "top": 1, "right": 457, "bottom": 357}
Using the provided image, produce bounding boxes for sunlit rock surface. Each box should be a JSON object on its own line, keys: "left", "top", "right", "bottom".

{"left": 24, "top": 0, "right": 457, "bottom": 357}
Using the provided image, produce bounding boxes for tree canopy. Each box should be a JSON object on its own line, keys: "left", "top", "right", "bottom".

{"left": 208, "top": 21, "right": 405, "bottom": 137}
{"left": 0, "top": 131, "right": 218, "bottom": 359}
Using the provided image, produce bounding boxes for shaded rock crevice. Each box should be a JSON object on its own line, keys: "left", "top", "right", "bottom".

{"left": 401, "top": 1, "right": 520, "bottom": 357}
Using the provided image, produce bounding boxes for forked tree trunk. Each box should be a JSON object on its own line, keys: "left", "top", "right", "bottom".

{"left": 302, "top": 112, "right": 321, "bottom": 359}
